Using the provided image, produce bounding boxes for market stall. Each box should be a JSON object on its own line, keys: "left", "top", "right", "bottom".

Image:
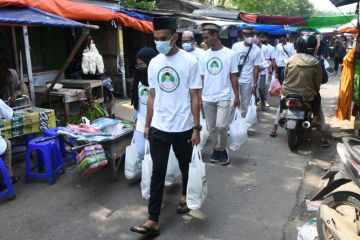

{"left": 57, "top": 118, "right": 133, "bottom": 180}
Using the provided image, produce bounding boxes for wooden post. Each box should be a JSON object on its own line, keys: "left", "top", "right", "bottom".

{"left": 117, "top": 24, "right": 127, "bottom": 97}
{"left": 47, "top": 31, "right": 88, "bottom": 92}
{"left": 23, "top": 26, "right": 36, "bottom": 103}
{"left": 19, "top": 51, "right": 23, "bottom": 83}
{"left": 11, "top": 27, "right": 20, "bottom": 76}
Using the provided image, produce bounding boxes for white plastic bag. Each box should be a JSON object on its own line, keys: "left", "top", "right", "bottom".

{"left": 141, "top": 140, "right": 152, "bottom": 200}
{"left": 245, "top": 95, "right": 257, "bottom": 128}
{"left": 124, "top": 136, "right": 141, "bottom": 180}
{"left": 324, "top": 59, "right": 330, "bottom": 69}
{"left": 229, "top": 108, "right": 248, "bottom": 151}
{"left": 187, "top": 146, "right": 207, "bottom": 210}
{"left": 199, "top": 112, "right": 208, "bottom": 150}
{"left": 165, "top": 147, "right": 182, "bottom": 187}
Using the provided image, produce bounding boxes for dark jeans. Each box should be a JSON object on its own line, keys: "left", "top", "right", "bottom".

{"left": 148, "top": 127, "right": 193, "bottom": 222}
{"left": 334, "top": 57, "right": 343, "bottom": 72}
{"left": 277, "top": 67, "right": 285, "bottom": 85}
{"left": 258, "top": 74, "right": 267, "bottom": 102}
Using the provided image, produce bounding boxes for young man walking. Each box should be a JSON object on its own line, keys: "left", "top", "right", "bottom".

{"left": 272, "top": 34, "right": 295, "bottom": 85}
{"left": 232, "top": 27, "right": 261, "bottom": 118}
{"left": 201, "top": 23, "right": 240, "bottom": 165}
{"left": 130, "top": 17, "right": 202, "bottom": 237}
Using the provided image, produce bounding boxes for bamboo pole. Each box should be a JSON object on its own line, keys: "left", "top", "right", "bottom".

{"left": 11, "top": 27, "right": 20, "bottom": 76}
{"left": 117, "top": 24, "right": 127, "bottom": 97}
{"left": 23, "top": 26, "right": 36, "bottom": 102}
{"left": 47, "top": 31, "right": 88, "bottom": 92}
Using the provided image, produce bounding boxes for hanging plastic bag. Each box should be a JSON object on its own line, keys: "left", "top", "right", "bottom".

{"left": 229, "top": 108, "right": 248, "bottom": 151}
{"left": 269, "top": 77, "right": 281, "bottom": 97}
{"left": 165, "top": 147, "right": 182, "bottom": 187}
{"left": 245, "top": 95, "right": 257, "bottom": 128}
{"left": 187, "top": 146, "right": 207, "bottom": 210}
{"left": 199, "top": 111, "right": 208, "bottom": 150}
{"left": 124, "top": 135, "right": 141, "bottom": 180}
{"left": 141, "top": 140, "right": 152, "bottom": 200}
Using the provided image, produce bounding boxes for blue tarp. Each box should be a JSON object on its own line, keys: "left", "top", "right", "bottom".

{"left": 0, "top": 7, "right": 86, "bottom": 28}
{"left": 330, "top": 0, "right": 357, "bottom": 7}
{"left": 241, "top": 23, "right": 299, "bottom": 35}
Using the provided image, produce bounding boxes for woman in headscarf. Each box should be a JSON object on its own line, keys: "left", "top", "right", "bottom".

{"left": 0, "top": 51, "right": 29, "bottom": 105}
{"left": 131, "top": 47, "right": 158, "bottom": 161}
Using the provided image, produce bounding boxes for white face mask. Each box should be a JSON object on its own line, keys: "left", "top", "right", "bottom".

{"left": 245, "top": 37, "right": 253, "bottom": 44}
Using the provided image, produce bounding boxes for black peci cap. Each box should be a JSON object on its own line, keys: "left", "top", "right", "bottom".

{"left": 202, "top": 23, "right": 221, "bottom": 32}
{"left": 153, "top": 17, "right": 178, "bottom": 31}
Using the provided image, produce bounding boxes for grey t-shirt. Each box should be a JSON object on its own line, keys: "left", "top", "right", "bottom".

{"left": 0, "top": 69, "right": 21, "bottom": 101}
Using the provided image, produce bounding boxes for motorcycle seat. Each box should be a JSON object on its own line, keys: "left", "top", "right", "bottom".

{"left": 285, "top": 94, "right": 305, "bottom": 100}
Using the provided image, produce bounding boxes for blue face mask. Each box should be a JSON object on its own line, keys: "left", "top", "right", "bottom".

{"left": 182, "top": 42, "right": 193, "bottom": 52}
{"left": 154, "top": 35, "right": 175, "bottom": 55}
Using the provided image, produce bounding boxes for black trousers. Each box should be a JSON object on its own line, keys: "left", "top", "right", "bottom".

{"left": 334, "top": 57, "right": 343, "bottom": 72}
{"left": 148, "top": 127, "right": 193, "bottom": 222}
{"left": 277, "top": 66, "right": 286, "bottom": 85}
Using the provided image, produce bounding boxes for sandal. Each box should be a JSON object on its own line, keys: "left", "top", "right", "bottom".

{"left": 130, "top": 225, "right": 160, "bottom": 236}
{"left": 269, "top": 126, "right": 277, "bottom": 137}
{"left": 176, "top": 201, "right": 190, "bottom": 214}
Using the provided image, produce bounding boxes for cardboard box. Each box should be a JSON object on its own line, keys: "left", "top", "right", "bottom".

{"left": 112, "top": 101, "right": 134, "bottom": 122}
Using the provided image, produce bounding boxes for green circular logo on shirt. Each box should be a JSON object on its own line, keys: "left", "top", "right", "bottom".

{"left": 157, "top": 66, "right": 180, "bottom": 92}
{"left": 138, "top": 84, "right": 149, "bottom": 105}
{"left": 238, "top": 52, "right": 249, "bottom": 65}
{"left": 207, "top": 57, "right": 223, "bottom": 75}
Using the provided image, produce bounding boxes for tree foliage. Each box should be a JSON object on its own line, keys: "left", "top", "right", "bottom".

{"left": 205, "top": 0, "right": 315, "bottom": 16}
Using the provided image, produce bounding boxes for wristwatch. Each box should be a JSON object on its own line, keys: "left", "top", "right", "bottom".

{"left": 193, "top": 125, "right": 202, "bottom": 132}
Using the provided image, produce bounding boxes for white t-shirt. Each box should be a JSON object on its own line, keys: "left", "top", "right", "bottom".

{"left": 0, "top": 99, "right": 13, "bottom": 155}
{"left": 189, "top": 47, "right": 205, "bottom": 61}
{"left": 148, "top": 49, "right": 202, "bottom": 133}
{"left": 259, "top": 44, "right": 271, "bottom": 75}
{"left": 231, "top": 41, "right": 261, "bottom": 84}
{"left": 135, "top": 82, "right": 149, "bottom": 132}
{"left": 200, "top": 47, "right": 238, "bottom": 102}
{"left": 268, "top": 44, "right": 275, "bottom": 60}
{"left": 274, "top": 42, "right": 295, "bottom": 67}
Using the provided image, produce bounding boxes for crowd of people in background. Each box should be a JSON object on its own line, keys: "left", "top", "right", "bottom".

{"left": 129, "top": 16, "right": 349, "bottom": 236}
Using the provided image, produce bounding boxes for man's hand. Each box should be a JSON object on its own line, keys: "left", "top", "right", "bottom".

{"left": 252, "top": 86, "right": 257, "bottom": 95}
{"left": 191, "top": 131, "right": 200, "bottom": 146}
{"left": 234, "top": 96, "right": 240, "bottom": 108}
{"left": 10, "top": 91, "right": 20, "bottom": 105}
{"left": 144, "top": 127, "right": 150, "bottom": 140}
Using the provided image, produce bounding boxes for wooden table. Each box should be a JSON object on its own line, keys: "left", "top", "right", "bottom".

{"left": 60, "top": 79, "right": 104, "bottom": 105}
{"left": 35, "top": 79, "right": 104, "bottom": 122}
{"left": 35, "top": 86, "right": 87, "bottom": 122}
{"left": 70, "top": 126, "right": 133, "bottom": 181}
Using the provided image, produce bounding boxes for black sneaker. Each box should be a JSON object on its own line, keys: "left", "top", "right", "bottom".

{"left": 209, "top": 150, "right": 220, "bottom": 163}
{"left": 219, "top": 150, "right": 230, "bottom": 165}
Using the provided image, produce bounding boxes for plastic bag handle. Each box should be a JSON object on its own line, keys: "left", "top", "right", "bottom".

{"left": 233, "top": 108, "right": 241, "bottom": 121}
{"left": 191, "top": 145, "right": 202, "bottom": 166}
{"left": 145, "top": 140, "right": 150, "bottom": 155}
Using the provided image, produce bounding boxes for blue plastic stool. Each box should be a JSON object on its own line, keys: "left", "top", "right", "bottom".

{"left": 25, "top": 136, "right": 65, "bottom": 184}
{"left": 44, "top": 128, "right": 76, "bottom": 163}
{"left": 0, "top": 157, "right": 16, "bottom": 200}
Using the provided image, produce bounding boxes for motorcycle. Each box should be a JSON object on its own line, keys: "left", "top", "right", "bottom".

{"left": 278, "top": 93, "right": 314, "bottom": 151}
{"left": 312, "top": 137, "right": 360, "bottom": 239}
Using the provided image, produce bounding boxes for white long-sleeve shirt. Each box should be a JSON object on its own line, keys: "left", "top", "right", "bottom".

{"left": 0, "top": 99, "right": 13, "bottom": 155}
